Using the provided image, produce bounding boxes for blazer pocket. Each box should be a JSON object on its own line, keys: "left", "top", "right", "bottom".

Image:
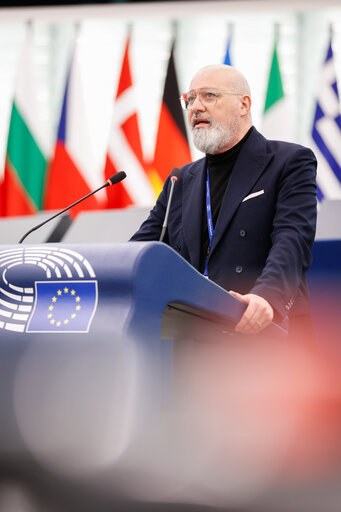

{"left": 242, "top": 189, "right": 265, "bottom": 203}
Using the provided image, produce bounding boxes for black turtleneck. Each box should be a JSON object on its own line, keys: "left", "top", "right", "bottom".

{"left": 199, "top": 126, "right": 253, "bottom": 273}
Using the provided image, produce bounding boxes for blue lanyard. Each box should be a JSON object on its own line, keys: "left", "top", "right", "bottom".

{"left": 204, "top": 165, "right": 214, "bottom": 277}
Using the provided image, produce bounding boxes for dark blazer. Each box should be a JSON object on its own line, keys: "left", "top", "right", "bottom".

{"left": 131, "top": 127, "right": 317, "bottom": 327}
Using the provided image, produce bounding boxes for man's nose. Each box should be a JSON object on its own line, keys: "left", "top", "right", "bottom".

{"left": 191, "top": 94, "right": 205, "bottom": 111}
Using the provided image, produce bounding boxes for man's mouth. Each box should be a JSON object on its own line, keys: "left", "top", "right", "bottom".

{"left": 192, "top": 117, "right": 211, "bottom": 128}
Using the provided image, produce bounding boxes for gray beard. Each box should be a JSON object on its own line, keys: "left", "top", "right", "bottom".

{"left": 191, "top": 121, "right": 235, "bottom": 154}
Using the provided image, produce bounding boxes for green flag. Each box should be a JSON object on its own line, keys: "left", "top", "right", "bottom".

{"left": 262, "top": 34, "right": 293, "bottom": 142}
{"left": 264, "top": 44, "right": 284, "bottom": 113}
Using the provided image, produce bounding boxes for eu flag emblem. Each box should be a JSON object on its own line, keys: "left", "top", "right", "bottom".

{"left": 27, "top": 281, "right": 98, "bottom": 333}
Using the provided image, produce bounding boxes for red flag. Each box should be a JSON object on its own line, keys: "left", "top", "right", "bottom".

{"left": 104, "top": 35, "right": 155, "bottom": 208}
{"left": 44, "top": 40, "right": 103, "bottom": 216}
{"left": 148, "top": 41, "right": 191, "bottom": 195}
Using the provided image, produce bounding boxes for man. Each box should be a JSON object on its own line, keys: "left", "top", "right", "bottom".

{"left": 131, "top": 65, "right": 317, "bottom": 337}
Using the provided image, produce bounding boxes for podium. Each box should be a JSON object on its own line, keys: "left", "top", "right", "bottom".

{"left": 0, "top": 241, "right": 287, "bottom": 342}
{"left": 0, "top": 240, "right": 285, "bottom": 439}
{"left": 308, "top": 239, "right": 341, "bottom": 346}
{"left": 0, "top": 241, "right": 289, "bottom": 510}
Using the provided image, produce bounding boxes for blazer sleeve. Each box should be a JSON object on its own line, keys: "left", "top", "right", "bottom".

{"left": 249, "top": 145, "right": 317, "bottom": 320}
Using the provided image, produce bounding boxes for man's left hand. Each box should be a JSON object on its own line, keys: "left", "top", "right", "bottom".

{"left": 229, "top": 291, "right": 274, "bottom": 334}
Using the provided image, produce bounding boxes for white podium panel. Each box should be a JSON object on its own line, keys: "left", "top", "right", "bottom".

{"left": 0, "top": 213, "right": 71, "bottom": 245}
{"left": 316, "top": 200, "right": 341, "bottom": 240}
{"left": 62, "top": 207, "right": 151, "bottom": 243}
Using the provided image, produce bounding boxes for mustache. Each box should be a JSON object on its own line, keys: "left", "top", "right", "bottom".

{"left": 190, "top": 113, "right": 212, "bottom": 128}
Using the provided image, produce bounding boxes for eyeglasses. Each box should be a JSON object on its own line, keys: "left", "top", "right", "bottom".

{"left": 179, "top": 88, "right": 242, "bottom": 110}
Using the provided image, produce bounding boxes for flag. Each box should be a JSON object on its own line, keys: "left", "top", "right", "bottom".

{"left": 223, "top": 33, "right": 232, "bottom": 66}
{"left": 27, "top": 280, "right": 97, "bottom": 333}
{"left": 44, "top": 32, "right": 103, "bottom": 215}
{"left": 1, "top": 25, "right": 48, "bottom": 217}
{"left": 104, "top": 35, "right": 154, "bottom": 208}
{"left": 262, "top": 30, "right": 293, "bottom": 142}
{"left": 148, "top": 41, "right": 191, "bottom": 196}
{"left": 311, "top": 36, "right": 341, "bottom": 201}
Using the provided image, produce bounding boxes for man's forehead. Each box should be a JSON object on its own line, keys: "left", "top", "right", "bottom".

{"left": 189, "top": 68, "right": 231, "bottom": 90}
{"left": 186, "top": 87, "right": 220, "bottom": 94}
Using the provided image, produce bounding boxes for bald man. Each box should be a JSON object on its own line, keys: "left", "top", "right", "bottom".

{"left": 131, "top": 65, "right": 317, "bottom": 338}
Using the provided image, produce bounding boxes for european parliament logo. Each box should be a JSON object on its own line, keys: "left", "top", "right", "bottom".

{"left": 0, "top": 246, "right": 98, "bottom": 334}
{"left": 27, "top": 281, "right": 97, "bottom": 333}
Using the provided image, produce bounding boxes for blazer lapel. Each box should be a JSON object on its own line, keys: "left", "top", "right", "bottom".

{"left": 182, "top": 158, "right": 206, "bottom": 269}
{"left": 211, "top": 130, "right": 273, "bottom": 254}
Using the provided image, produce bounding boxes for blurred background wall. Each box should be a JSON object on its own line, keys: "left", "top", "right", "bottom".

{"left": 0, "top": 0, "right": 340, "bottom": 215}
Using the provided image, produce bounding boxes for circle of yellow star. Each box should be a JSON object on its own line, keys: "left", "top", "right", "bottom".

{"left": 47, "top": 285, "right": 85, "bottom": 328}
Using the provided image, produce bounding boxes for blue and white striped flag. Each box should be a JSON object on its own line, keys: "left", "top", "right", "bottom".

{"left": 311, "top": 37, "right": 341, "bottom": 201}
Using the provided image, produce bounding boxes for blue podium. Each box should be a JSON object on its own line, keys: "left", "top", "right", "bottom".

{"left": 0, "top": 241, "right": 286, "bottom": 343}
{"left": 0, "top": 241, "right": 290, "bottom": 510}
{"left": 308, "top": 239, "right": 341, "bottom": 347}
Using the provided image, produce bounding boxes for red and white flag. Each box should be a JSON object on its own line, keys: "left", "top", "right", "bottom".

{"left": 44, "top": 31, "right": 104, "bottom": 216}
{"left": 104, "top": 35, "right": 155, "bottom": 208}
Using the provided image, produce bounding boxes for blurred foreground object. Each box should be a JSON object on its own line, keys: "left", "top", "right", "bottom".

{"left": 0, "top": 241, "right": 340, "bottom": 511}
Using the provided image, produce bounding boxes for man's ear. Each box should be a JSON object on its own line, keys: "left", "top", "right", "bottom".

{"left": 240, "top": 95, "right": 251, "bottom": 116}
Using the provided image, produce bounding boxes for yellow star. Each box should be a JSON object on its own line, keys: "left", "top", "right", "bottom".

{"left": 52, "top": 296, "right": 57, "bottom": 302}
{"left": 64, "top": 319, "right": 69, "bottom": 324}
{"left": 57, "top": 290, "right": 62, "bottom": 296}
{"left": 50, "top": 319, "right": 55, "bottom": 324}
{"left": 71, "top": 290, "right": 76, "bottom": 295}
{"left": 49, "top": 305, "right": 54, "bottom": 311}
{"left": 64, "top": 287, "right": 69, "bottom": 294}
{"left": 76, "top": 296, "right": 80, "bottom": 302}
{"left": 47, "top": 313, "right": 52, "bottom": 319}
{"left": 76, "top": 305, "right": 81, "bottom": 311}
{"left": 71, "top": 313, "right": 76, "bottom": 319}
{"left": 56, "top": 321, "right": 61, "bottom": 327}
